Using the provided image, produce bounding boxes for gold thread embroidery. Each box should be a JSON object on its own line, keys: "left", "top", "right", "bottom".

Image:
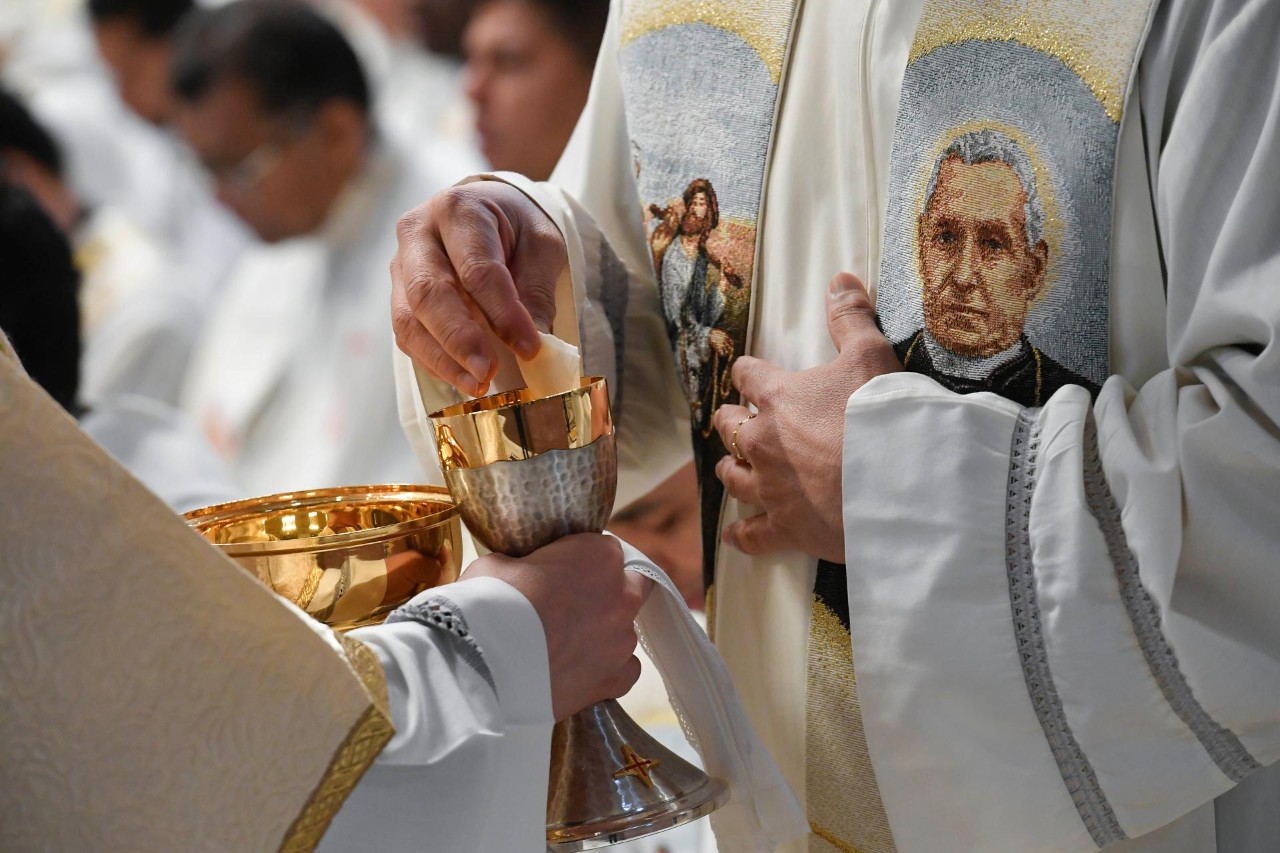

{"left": 339, "top": 634, "right": 391, "bottom": 719}
{"left": 704, "top": 583, "right": 717, "bottom": 642}
{"left": 910, "top": 1, "right": 1156, "bottom": 124}
{"left": 902, "top": 330, "right": 923, "bottom": 367}
{"left": 811, "top": 821, "right": 867, "bottom": 853}
{"left": 278, "top": 636, "right": 395, "bottom": 852}
{"left": 278, "top": 703, "right": 394, "bottom": 853}
{"left": 621, "top": 0, "right": 793, "bottom": 84}
{"left": 806, "top": 599, "right": 897, "bottom": 853}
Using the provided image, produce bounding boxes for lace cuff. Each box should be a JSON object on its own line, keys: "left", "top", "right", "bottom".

{"left": 387, "top": 594, "right": 497, "bottom": 696}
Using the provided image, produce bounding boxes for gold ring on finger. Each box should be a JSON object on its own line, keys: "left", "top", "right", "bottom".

{"left": 730, "top": 413, "right": 755, "bottom": 462}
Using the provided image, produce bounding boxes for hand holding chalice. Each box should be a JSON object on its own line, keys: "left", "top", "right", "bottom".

{"left": 429, "top": 372, "right": 727, "bottom": 850}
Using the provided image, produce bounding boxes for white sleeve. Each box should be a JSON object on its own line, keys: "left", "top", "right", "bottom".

{"left": 79, "top": 284, "right": 202, "bottom": 409}
{"left": 322, "top": 577, "right": 553, "bottom": 853}
{"left": 464, "top": 1, "right": 692, "bottom": 509}
{"left": 841, "top": 0, "right": 1280, "bottom": 850}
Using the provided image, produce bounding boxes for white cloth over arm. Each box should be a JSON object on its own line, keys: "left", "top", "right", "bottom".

{"left": 840, "top": 0, "right": 1280, "bottom": 850}
{"left": 621, "top": 541, "right": 808, "bottom": 853}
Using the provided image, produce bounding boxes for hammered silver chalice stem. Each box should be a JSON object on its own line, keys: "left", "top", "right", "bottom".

{"left": 430, "top": 377, "right": 728, "bottom": 850}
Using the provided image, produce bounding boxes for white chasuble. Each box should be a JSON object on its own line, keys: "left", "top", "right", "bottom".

{"left": 0, "top": 334, "right": 392, "bottom": 851}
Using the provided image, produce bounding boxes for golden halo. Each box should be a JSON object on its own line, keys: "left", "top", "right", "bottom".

{"left": 620, "top": 0, "right": 794, "bottom": 85}
{"left": 909, "top": 1, "right": 1158, "bottom": 124}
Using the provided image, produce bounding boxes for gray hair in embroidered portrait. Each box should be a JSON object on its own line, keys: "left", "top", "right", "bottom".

{"left": 924, "top": 128, "right": 1045, "bottom": 249}
{"left": 876, "top": 39, "right": 1116, "bottom": 388}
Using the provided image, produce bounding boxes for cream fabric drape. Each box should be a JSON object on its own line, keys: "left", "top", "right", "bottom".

{"left": 0, "top": 333, "right": 392, "bottom": 851}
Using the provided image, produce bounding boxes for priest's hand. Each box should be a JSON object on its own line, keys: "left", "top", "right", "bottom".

{"left": 466, "top": 533, "right": 652, "bottom": 720}
{"left": 712, "top": 273, "right": 902, "bottom": 564}
{"left": 391, "top": 181, "right": 567, "bottom": 396}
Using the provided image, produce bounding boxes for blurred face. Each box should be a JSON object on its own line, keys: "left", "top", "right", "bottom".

{"left": 173, "top": 80, "right": 366, "bottom": 242}
{"left": 918, "top": 157, "right": 1048, "bottom": 357}
{"left": 92, "top": 19, "right": 174, "bottom": 125}
{"left": 463, "top": 0, "right": 593, "bottom": 181}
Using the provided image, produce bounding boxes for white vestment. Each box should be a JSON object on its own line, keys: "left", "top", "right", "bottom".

{"left": 180, "top": 139, "right": 451, "bottom": 497}
{"left": 416, "top": 0, "right": 1280, "bottom": 849}
{"left": 322, "top": 0, "right": 481, "bottom": 179}
{"left": 75, "top": 205, "right": 203, "bottom": 408}
{"left": 80, "top": 394, "right": 241, "bottom": 514}
{"left": 24, "top": 83, "right": 252, "bottom": 307}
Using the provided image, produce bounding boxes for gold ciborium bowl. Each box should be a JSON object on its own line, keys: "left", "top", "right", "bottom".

{"left": 184, "top": 485, "right": 462, "bottom": 632}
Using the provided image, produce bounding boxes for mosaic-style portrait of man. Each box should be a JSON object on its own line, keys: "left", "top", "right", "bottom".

{"left": 649, "top": 177, "right": 744, "bottom": 429}
{"left": 894, "top": 129, "right": 1100, "bottom": 407}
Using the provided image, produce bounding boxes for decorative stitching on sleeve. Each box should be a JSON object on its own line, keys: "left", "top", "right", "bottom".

{"left": 1006, "top": 408, "right": 1127, "bottom": 847}
{"left": 387, "top": 594, "right": 497, "bottom": 696}
{"left": 1081, "top": 412, "right": 1261, "bottom": 782}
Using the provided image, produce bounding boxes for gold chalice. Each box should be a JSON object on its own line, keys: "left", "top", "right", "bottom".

{"left": 431, "top": 377, "right": 728, "bottom": 850}
{"left": 184, "top": 484, "right": 462, "bottom": 632}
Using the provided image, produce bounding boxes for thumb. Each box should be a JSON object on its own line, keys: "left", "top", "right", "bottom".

{"left": 826, "top": 272, "right": 879, "bottom": 354}
{"left": 622, "top": 570, "right": 656, "bottom": 617}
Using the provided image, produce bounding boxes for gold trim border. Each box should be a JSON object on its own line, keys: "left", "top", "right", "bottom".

{"left": 811, "top": 821, "right": 866, "bottom": 852}
{"left": 278, "top": 637, "right": 395, "bottom": 853}
{"left": 909, "top": 3, "right": 1157, "bottom": 125}
{"left": 619, "top": 0, "right": 794, "bottom": 85}
{"left": 340, "top": 634, "right": 391, "bottom": 718}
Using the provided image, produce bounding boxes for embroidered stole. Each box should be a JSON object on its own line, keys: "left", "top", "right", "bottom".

{"left": 809, "top": 1, "right": 1158, "bottom": 850}
{"left": 617, "top": 0, "right": 802, "bottom": 596}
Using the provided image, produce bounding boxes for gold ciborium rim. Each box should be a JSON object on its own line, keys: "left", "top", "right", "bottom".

{"left": 429, "top": 376, "right": 612, "bottom": 470}
{"left": 183, "top": 484, "right": 457, "bottom": 557}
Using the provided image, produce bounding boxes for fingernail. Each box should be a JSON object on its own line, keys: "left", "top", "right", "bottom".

{"left": 466, "top": 354, "right": 490, "bottom": 381}
{"left": 515, "top": 336, "right": 540, "bottom": 360}
{"left": 829, "top": 273, "right": 861, "bottom": 294}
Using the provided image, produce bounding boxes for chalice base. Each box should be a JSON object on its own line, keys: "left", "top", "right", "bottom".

{"left": 546, "top": 699, "right": 729, "bottom": 850}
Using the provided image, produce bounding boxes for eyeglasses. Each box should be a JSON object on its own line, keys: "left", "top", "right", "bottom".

{"left": 205, "top": 119, "right": 310, "bottom": 195}
{"left": 213, "top": 139, "right": 285, "bottom": 194}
